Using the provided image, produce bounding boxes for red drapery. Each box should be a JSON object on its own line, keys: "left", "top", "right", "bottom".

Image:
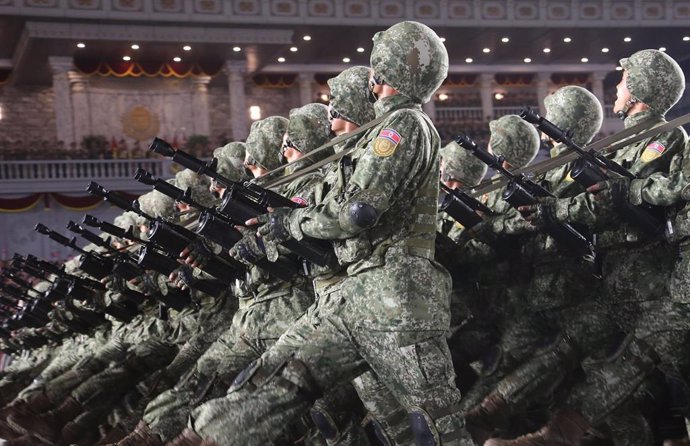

{"left": 0, "top": 193, "right": 139, "bottom": 213}
{"left": 74, "top": 59, "right": 223, "bottom": 78}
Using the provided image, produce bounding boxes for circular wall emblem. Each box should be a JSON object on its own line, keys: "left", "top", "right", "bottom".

{"left": 122, "top": 105, "right": 161, "bottom": 141}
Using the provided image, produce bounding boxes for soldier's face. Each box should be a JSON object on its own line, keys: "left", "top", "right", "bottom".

{"left": 281, "top": 133, "right": 302, "bottom": 163}
{"left": 613, "top": 71, "right": 633, "bottom": 113}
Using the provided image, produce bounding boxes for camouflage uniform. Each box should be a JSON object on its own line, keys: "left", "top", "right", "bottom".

{"left": 487, "top": 49, "right": 689, "bottom": 446}
{"left": 138, "top": 115, "right": 314, "bottom": 443}
{"left": 188, "top": 21, "right": 474, "bottom": 446}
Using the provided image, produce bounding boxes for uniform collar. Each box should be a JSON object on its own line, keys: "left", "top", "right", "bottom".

{"left": 374, "top": 94, "right": 421, "bottom": 117}
{"left": 624, "top": 109, "right": 664, "bottom": 129}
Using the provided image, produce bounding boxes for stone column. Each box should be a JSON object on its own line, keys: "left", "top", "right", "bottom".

{"left": 590, "top": 71, "right": 607, "bottom": 107}
{"left": 225, "top": 60, "right": 249, "bottom": 140}
{"left": 536, "top": 72, "right": 551, "bottom": 115}
{"left": 297, "top": 73, "right": 314, "bottom": 105}
{"left": 48, "top": 57, "right": 75, "bottom": 145}
{"left": 422, "top": 100, "right": 436, "bottom": 121}
{"left": 191, "top": 75, "right": 212, "bottom": 136}
{"left": 479, "top": 73, "right": 494, "bottom": 121}
{"left": 68, "top": 71, "right": 90, "bottom": 146}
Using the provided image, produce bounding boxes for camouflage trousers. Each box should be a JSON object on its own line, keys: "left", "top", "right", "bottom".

{"left": 142, "top": 287, "right": 312, "bottom": 442}
{"left": 563, "top": 242, "right": 684, "bottom": 425}
{"left": 191, "top": 252, "right": 471, "bottom": 445}
{"left": 0, "top": 346, "right": 53, "bottom": 406}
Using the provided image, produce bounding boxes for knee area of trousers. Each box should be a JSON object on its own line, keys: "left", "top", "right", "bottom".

{"left": 309, "top": 407, "right": 340, "bottom": 441}
{"left": 408, "top": 406, "right": 440, "bottom": 446}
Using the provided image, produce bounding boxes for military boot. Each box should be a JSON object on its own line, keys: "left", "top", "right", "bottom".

{"left": 61, "top": 415, "right": 100, "bottom": 446}
{"left": 114, "top": 420, "right": 163, "bottom": 446}
{"left": 464, "top": 393, "right": 509, "bottom": 444}
{"left": 484, "top": 410, "right": 590, "bottom": 446}
{"left": 0, "top": 392, "right": 53, "bottom": 419}
{"left": 166, "top": 428, "right": 219, "bottom": 446}
{"left": 0, "top": 418, "right": 23, "bottom": 441}
{"left": 8, "top": 396, "right": 82, "bottom": 442}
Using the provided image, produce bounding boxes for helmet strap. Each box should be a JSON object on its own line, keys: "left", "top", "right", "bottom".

{"left": 616, "top": 97, "right": 638, "bottom": 120}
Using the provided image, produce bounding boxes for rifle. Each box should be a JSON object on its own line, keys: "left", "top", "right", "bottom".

{"left": 86, "top": 182, "right": 240, "bottom": 285}
{"left": 456, "top": 134, "right": 595, "bottom": 256}
{"left": 520, "top": 106, "right": 665, "bottom": 234}
{"left": 35, "top": 224, "right": 113, "bottom": 280}
{"left": 439, "top": 182, "right": 493, "bottom": 229}
{"left": 148, "top": 138, "right": 335, "bottom": 267}
{"left": 67, "top": 221, "right": 145, "bottom": 283}
{"left": 134, "top": 168, "right": 298, "bottom": 282}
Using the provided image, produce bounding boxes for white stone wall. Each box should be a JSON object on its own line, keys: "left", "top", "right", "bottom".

{"left": 0, "top": 86, "right": 57, "bottom": 142}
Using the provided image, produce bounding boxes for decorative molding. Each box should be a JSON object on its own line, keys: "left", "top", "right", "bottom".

{"left": 2, "top": 0, "right": 690, "bottom": 26}
{"left": 24, "top": 21, "right": 293, "bottom": 44}
{"left": 47, "top": 56, "right": 74, "bottom": 75}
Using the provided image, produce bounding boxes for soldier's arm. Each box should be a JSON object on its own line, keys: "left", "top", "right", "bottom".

{"left": 289, "top": 111, "right": 424, "bottom": 240}
{"left": 628, "top": 128, "right": 690, "bottom": 206}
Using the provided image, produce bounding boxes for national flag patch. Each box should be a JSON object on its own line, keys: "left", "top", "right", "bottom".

{"left": 641, "top": 141, "right": 666, "bottom": 163}
{"left": 373, "top": 128, "right": 402, "bottom": 157}
{"left": 291, "top": 196, "right": 308, "bottom": 206}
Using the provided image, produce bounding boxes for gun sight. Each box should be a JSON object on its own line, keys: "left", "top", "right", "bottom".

{"left": 149, "top": 137, "right": 176, "bottom": 157}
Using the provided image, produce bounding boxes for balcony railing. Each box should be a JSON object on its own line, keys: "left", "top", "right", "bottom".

{"left": 435, "top": 107, "right": 484, "bottom": 123}
{"left": 0, "top": 158, "right": 175, "bottom": 194}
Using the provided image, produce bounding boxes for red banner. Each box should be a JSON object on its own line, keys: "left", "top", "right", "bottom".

{"left": 0, "top": 193, "right": 139, "bottom": 213}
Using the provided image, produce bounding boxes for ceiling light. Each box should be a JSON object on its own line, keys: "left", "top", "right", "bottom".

{"left": 624, "top": 36, "right": 632, "bottom": 42}
{"left": 76, "top": 42, "right": 86, "bottom": 49}
{"left": 581, "top": 57, "right": 589, "bottom": 63}
{"left": 659, "top": 46, "right": 666, "bottom": 52}
{"left": 290, "top": 47, "right": 298, "bottom": 52}
{"left": 233, "top": 46, "right": 241, "bottom": 52}
{"left": 320, "top": 93, "right": 329, "bottom": 102}
{"left": 303, "top": 35, "right": 311, "bottom": 41}
{"left": 563, "top": 37, "right": 572, "bottom": 43}
{"left": 523, "top": 57, "right": 532, "bottom": 63}
{"left": 482, "top": 48, "right": 491, "bottom": 53}
{"left": 122, "top": 56, "right": 131, "bottom": 61}
{"left": 601, "top": 47, "right": 609, "bottom": 53}
{"left": 438, "top": 93, "right": 449, "bottom": 101}
{"left": 183, "top": 45, "right": 191, "bottom": 51}
{"left": 616, "top": 66, "right": 623, "bottom": 71}
{"left": 543, "top": 48, "right": 551, "bottom": 53}
{"left": 131, "top": 44, "right": 139, "bottom": 50}
{"left": 501, "top": 37, "right": 510, "bottom": 43}
{"left": 173, "top": 56, "right": 181, "bottom": 62}
{"left": 342, "top": 57, "right": 350, "bottom": 63}
{"left": 356, "top": 47, "right": 365, "bottom": 53}
{"left": 249, "top": 106, "right": 261, "bottom": 120}
{"left": 277, "top": 57, "right": 286, "bottom": 63}
{"left": 494, "top": 93, "right": 504, "bottom": 100}
{"left": 440, "top": 37, "right": 446, "bottom": 42}
{"left": 465, "top": 57, "right": 473, "bottom": 63}
{"left": 684, "top": 36, "right": 690, "bottom": 42}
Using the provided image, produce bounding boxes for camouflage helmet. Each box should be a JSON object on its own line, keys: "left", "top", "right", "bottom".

{"left": 489, "top": 115, "right": 540, "bottom": 169}
{"left": 370, "top": 21, "right": 448, "bottom": 104}
{"left": 620, "top": 49, "right": 685, "bottom": 115}
{"left": 544, "top": 86, "right": 603, "bottom": 145}
{"left": 327, "top": 66, "right": 376, "bottom": 126}
{"left": 213, "top": 142, "right": 246, "bottom": 182}
{"left": 138, "top": 188, "right": 175, "bottom": 219}
{"left": 287, "top": 103, "right": 332, "bottom": 155}
{"left": 245, "top": 116, "right": 289, "bottom": 170}
{"left": 113, "top": 211, "right": 139, "bottom": 230}
{"left": 175, "top": 169, "right": 215, "bottom": 207}
{"left": 441, "top": 141, "right": 488, "bottom": 187}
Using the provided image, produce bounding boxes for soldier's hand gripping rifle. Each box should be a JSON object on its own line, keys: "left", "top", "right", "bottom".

{"left": 149, "top": 138, "right": 335, "bottom": 267}
{"left": 134, "top": 168, "right": 298, "bottom": 282}
{"left": 456, "top": 134, "right": 595, "bottom": 255}
{"left": 86, "top": 181, "right": 239, "bottom": 285}
{"left": 35, "top": 223, "right": 113, "bottom": 280}
{"left": 439, "top": 182, "right": 494, "bottom": 229}
{"left": 520, "top": 106, "right": 665, "bottom": 234}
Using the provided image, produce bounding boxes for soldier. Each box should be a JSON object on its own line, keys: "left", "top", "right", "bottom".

{"left": 174, "top": 21, "right": 474, "bottom": 446}
{"left": 486, "top": 49, "right": 688, "bottom": 446}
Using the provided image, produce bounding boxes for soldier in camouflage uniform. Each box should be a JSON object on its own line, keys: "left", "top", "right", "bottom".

{"left": 120, "top": 115, "right": 315, "bottom": 445}
{"left": 486, "top": 49, "right": 688, "bottom": 446}
{"left": 449, "top": 116, "right": 545, "bottom": 421}
{"left": 466, "top": 87, "right": 624, "bottom": 444}
{"left": 173, "top": 21, "right": 476, "bottom": 446}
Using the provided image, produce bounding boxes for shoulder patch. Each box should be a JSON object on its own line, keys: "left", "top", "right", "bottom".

{"left": 291, "top": 197, "right": 308, "bottom": 206}
{"left": 373, "top": 128, "right": 402, "bottom": 157}
{"left": 640, "top": 141, "right": 666, "bottom": 163}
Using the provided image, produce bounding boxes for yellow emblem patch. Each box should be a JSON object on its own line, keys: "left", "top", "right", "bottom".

{"left": 372, "top": 128, "right": 402, "bottom": 157}
{"left": 640, "top": 141, "right": 666, "bottom": 163}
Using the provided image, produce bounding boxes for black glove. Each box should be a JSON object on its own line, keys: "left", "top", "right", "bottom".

{"left": 256, "top": 208, "right": 293, "bottom": 243}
